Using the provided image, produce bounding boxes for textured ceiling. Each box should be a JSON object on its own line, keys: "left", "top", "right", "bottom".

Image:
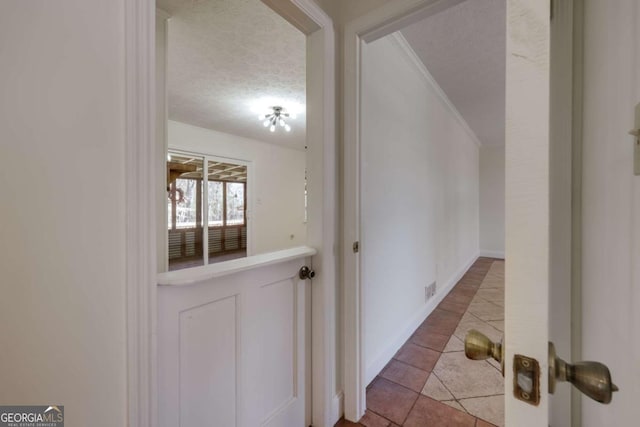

{"left": 157, "top": 0, "right": 306, "bottom": 149}
{"left": 401, "top": 0, "right": 506, "bottom": 146}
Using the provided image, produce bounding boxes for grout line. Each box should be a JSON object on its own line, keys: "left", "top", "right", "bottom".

{"left": 382, "top": 359, "right": 431, "bottom": 383}
{"left": 409, "top": 334, "right": 450, "bottom": 353}
{"left": 399, "top": 392, "right": 421, "bottom": 426}
{"left": 364, "top": 408, "right": 396, "bottom": 426}
{"left": 369, "top": 408, "right": 395, "bottom": 426}
{"left": 374, "top": 375, "right": 422, "bottom": 396}
{"left": 435, "top": 306, "right": 468, "bottom": 316}
{"left": 458, "top": 392, "right": 505, "bottom": 400}
{"left": 431, "top": 370, "right": 458, "bottom": 401}
{"left": 485, "top": 359, "right": 503, "bottom": 373}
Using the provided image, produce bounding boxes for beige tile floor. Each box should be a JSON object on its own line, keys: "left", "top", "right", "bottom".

{"left": 422, "top": 261, "right": 505, "bottom": 426}
{"left": 336, "top": 258, "right": 505, "bottom": 427}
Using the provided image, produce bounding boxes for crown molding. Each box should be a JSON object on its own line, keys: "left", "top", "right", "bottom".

{"left": 390, "top": 32, "right": 483, "bottom": 147}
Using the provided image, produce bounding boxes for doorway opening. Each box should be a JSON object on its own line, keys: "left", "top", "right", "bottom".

{"left": 343, "top": 0, "right": 507, "bottom": 425}
{"left": 149, "top": 1, "right": 337, "bottom": 426}
{"left": 157, "top": 0, "right": 309, "bottom": 272}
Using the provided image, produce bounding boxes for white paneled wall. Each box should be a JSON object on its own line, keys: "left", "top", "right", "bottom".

{"left": 360, "top": 34, "right": 480, "bottom": 383}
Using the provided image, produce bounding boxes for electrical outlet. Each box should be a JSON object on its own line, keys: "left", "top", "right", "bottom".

{"left": 425, "top": 282, "right": 437, "bottom": 301}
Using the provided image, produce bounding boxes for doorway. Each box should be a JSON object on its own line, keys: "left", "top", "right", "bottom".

{"left": 157, "top": 0, "right": 309, "bottom": 271}
{"left": 343, "top": 1, "right": 582, "bottom": 426}
{"left": 133, "top": 0, "right": 338, "bottom": 426}
{"left": 348, "top": 1, "right": 506, "bottom": 425}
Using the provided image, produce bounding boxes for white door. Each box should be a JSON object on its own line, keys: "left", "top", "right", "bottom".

{"left": 503, "top": 2, "right": 553, "bottom": 425}
{"left": 157, "top": 253, "right": 313, "bottom": 427}
{"left": 503, "top": 0, "right": 639, "bottom": 426}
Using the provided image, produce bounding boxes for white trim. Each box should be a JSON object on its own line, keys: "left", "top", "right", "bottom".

{"left": 126, "top": 1, "right": 157, "bottom": 426}
{"left": 251, "top": 2, "right": 338, "bottom": 426}
{"left": 359, "top": 0, "right": 467, "bottom": 44}
{"left": 480, "top": 250, "right": 506, "bottom": 259}
{"left": 549, "top": 0, "right": 578, "bottom": 425}
{"left": 331, "top": 391, "right": 344, "bottom": 425}
{"left": 389, "top": 33, "right": 483, "bottom": 147}
{"left": 364, "top": 252, "right": 479, "bottom": 384}
{"left": 291, "top": 0, "right": 328, "bottom": 25}
{"left": 570, "top": 1, "right": 583, "bottom": 424}
{"left": 267, "top": 2, "right": 339, "bottom": 427}
{"left": 156, "top": 10, "right": 170, "bottom": 273}
{"left": 342, "top": 19, "right": 364, "bottom": 425}
{"left": 261, "top": 0, "right": 321, "bottom": 35}
{"left": 157, "top": 246, "right": 317, "bottom": 286}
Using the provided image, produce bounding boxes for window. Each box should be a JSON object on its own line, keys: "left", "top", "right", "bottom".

{"left": 226, "top": 182, "right": 245, "bottom": 225}
{"left": 167, "top": 152, "right": 248, "bottom": 270}
{"left": 208, "top": 181, "right": 223, "bottom": 226}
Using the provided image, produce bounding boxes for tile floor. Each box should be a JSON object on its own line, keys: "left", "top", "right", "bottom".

{"left": 336, "top": 258, "right": 505, "bottom": 427}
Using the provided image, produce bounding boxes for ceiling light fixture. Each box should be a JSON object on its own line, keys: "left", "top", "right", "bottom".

{"left": 259, "top": 106, "right": 292, "bottom": 133}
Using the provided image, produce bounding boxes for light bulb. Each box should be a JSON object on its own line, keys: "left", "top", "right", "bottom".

{"left": 263, "top": 119, "right": 270, "bottom": 127}
{"left": 280, "top": 118, "right": 285, "bottom": 127}
{"left": 270, "top": 125, "right": 275, "bottom": 132}
{"left": 284, "top": 124, "right": 291, "bottom": 132}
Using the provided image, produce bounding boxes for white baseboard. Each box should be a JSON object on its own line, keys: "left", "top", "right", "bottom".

{"left": 479, "top": 250, "right": 505, "bottom": 259}
{"left": 364, "top": 252, "right": 480, "bottom": 385}
{"left": 331, "top": 391, "right": 344, "bottom": 425}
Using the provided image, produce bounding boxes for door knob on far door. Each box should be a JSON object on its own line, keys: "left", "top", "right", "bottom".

{"left": 548, "top": 342, "right": 619, "bottom": 404}
{"left": 464, "top": 329, "right": 504, "bottom": 375}
{"left": 298, "top": 266, "right": 315, "bottom": 280}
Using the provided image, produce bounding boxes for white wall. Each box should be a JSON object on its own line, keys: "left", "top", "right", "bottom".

{"left": 168, "top": 120, "right": 307, "bottom": 255}
{"left": 360, "top": 34, "right": 480, "bottom": 383}
{"left": 0, "top": 1, "right": 127, "bottom": 426}
{"left": 581, "top": 1, "right": 640, "bottom": 425}
{"left": 479, "top": 146, "right": 505, "bottom": 258}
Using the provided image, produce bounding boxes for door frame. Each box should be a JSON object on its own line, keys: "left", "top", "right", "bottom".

{"left": 342, "top": 0, "right": 477, "bottom": 420}
{"left": 124, "top": 1, "right": 337, "bottom": 426}
{"left": 342, "top": 0, "right": 579, "bottom": 423}
{"left": 549, "top": 1, "right": 583, "bottom": 425}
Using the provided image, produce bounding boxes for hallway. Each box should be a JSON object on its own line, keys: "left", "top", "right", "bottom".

{"left": 337, "top": 258, "right": 505, "bottom": 427}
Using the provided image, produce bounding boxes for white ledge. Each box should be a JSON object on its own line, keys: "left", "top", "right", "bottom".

{"left": 157, "top": 246, "right": 317, "bottom": 286}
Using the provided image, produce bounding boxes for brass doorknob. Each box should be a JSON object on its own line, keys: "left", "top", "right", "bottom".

{"left": 464, "top": 329, "right": 504, "bottom": 375}
{"left": 549, "top": 342, "right": 619, "bottom": 404}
